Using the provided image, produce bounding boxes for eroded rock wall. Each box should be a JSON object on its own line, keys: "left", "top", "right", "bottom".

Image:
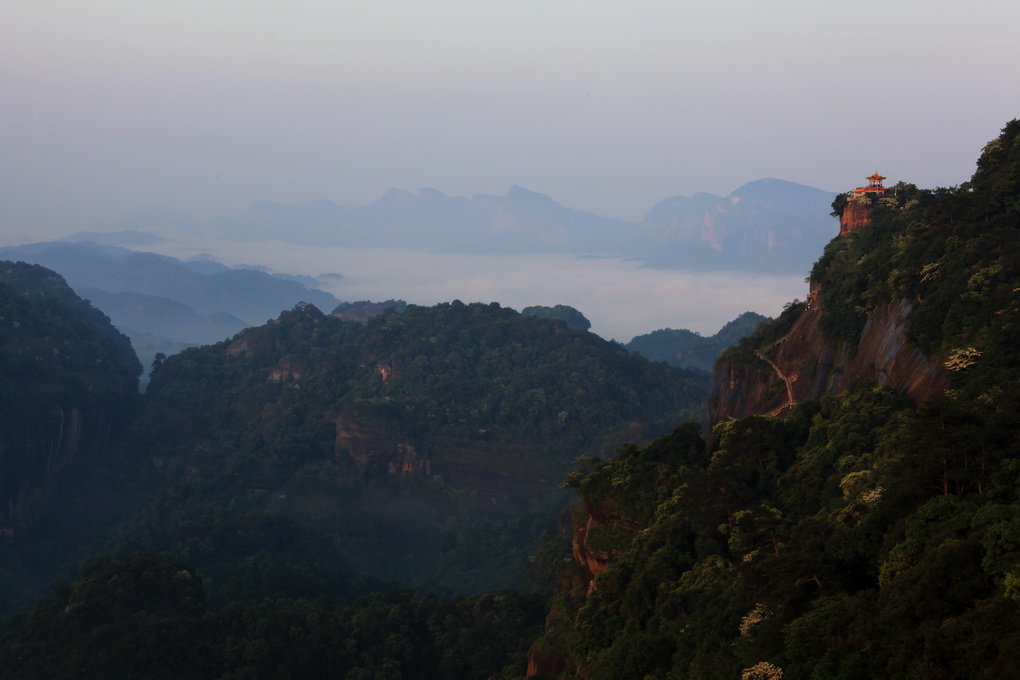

{"left": 840, "top": 199, "right": 873, "bottom": 235}
{"left": 0, "top": 406, "right": 114, "bottom": 532}
{"left": 710, "top": 297, "right": 948, "bottom": 424}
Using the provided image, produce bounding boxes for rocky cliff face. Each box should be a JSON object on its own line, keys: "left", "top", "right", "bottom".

{"left": 570, "top": 500, "right": 638, "bottom": 596}
{"left": 333, "top": 413, "right": 429, "bottom": 474}
{"left": 840, "top": 198, "right": 874, "bottom": 235}
{"left": 0, "top": 262, "right": 142, "bottom": 536}
{"left": 708, "top": 186, "right": 951, "bottom": 422}
{"left": 0, "top": 407, "right": 115, "bottom": 532}
{"left": 710, "top": 295, "right": 949, "bottom": 423}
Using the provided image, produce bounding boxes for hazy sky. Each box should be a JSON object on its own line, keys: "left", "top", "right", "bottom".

{"left": 2, "top": 0, "right": 1018, "bottom": 241}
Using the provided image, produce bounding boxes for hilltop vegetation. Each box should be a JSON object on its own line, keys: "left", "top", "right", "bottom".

{"left": 521, "top": 305, "right": 592, "bottom": 332}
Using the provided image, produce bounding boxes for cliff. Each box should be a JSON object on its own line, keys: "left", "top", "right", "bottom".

{"left": 839, "top": 197, "right": 874, "bottom": 235}
{"left": 709, "top": 296, "right": 949, "bottom": 423}
{"left": 0, "top": 407, "right": 118, "bottom": 532}
{"left": 709, "top": 172, "right": 967, "bottom": 422}
{"left": 0, "top": 262, "right": 141, "bottom": 534}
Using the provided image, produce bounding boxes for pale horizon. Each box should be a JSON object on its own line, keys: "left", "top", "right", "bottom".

{"left": 2, "top": 1, "right": 1018, "bottom": 243}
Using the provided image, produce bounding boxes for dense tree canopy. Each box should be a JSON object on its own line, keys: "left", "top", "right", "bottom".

{"left": 0, "top": 552, "right": 545, "bottom": 680}
{"left": 625, "top": 311, "right": 768, "bottom": 372}
{"left": 113, "top": 300, "right": 709, "bottom": 593}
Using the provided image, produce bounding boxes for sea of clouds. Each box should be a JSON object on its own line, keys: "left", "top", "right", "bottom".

{"left": 138, "top": 236, "right": 807, "bottom": 342}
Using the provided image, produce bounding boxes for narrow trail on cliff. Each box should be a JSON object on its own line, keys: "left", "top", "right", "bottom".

{"left": 754, "top": 349, "right": 796, "bottom": 417}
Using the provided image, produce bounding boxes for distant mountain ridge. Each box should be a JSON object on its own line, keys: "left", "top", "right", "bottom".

{"left": 95, "top": 179, "right": 838, "bottom": 274}
{"left": 206, "top": 184, "right": 635, "bottom": 255}
{"left": 0, "top": 241, "right": 341, "bottom": 377}
{"left": 639, "top": 178, "right": 838, "bottom": 272}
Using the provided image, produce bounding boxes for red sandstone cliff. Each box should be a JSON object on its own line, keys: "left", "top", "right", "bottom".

{"left": 570, "top": 499, "right": 639, "bottom": 595}
{"left": 526, "top": 498, "right": 638, "bottom": 678}
{"left": 710, "top": 297, "right": 949, "bottom": 423}
{"left": 840, "top": 198, "right": 874, "bottom": 235}
{"left": 711, "top": 191, "right": 951, "bottom": 422}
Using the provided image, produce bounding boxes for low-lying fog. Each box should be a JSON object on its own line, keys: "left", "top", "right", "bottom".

{"left": 136, "top": 236, "right": 807, "bottom": 342}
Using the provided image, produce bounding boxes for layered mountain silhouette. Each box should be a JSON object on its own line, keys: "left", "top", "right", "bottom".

{"left": 638, "top": 178, "right": 838, "bottom": 272}
{"left": 95, "top": 179, "right": 838, "bottom": 274}
{"left": 0, "top": 241, "right": 340, "bottom": 377}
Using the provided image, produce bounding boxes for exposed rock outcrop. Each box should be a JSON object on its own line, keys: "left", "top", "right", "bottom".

{"left": 268, "top": 358, "right": 304, "bottom": 382}
{"left": 527, "top": 646, "right": 567, "bottom": 680}
{"left": 840, "top": 198, "right": 874, "bottom": 235}
{"left": 333, "top": 413, "right": 427, "bottom": 474}
{"left": 572, "top": 515, "right": 616, "bottom": 596}
{"left": 569, "top": 499, "right": 640, "bottom": 595}
{"left": 710, "top": 296, "right": 949, "bottom": 423}
{"left": 226, "top": 329, "right": 275, "bottom": 357}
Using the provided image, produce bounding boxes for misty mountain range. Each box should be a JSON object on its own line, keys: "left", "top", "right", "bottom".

{"left": 0, "top": 241, "right": 341, "bottom": 376}
{"left": 0, "top": 239, "right": 771, "bottom": 384}
{"left": 0, "top": 178, "right": 834, "bottom": 375}
{"left": 90, "top": 179, "right": 838, "bottom": 275}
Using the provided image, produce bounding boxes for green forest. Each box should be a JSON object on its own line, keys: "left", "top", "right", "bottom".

{"left": 0, "top": 270, "right": 706, "bottom": 677}
{"left": 0, "top": 119, "right": 1018, "bottom": 678}
{"left": 528, "top": 119, "right": 1020, "bottom": 679}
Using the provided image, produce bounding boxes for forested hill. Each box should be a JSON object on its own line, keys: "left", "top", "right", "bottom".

{"left": 121, "top": 300, "right": 708, "bottom": 593}
{"left": 626, "top": 311, "right": 768, "bottom": 372}
{"left": 526, "top": 119, "right": 1020, "bottom": 679}
{"left": 0, "top": 296, "right": 707, "bottom": 677}
{"left": 0, "top": 262, "right": 141, "bottom": 535}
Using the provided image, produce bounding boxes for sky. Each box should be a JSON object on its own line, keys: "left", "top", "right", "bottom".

{"left": 2, "top": 0, "right": 1019, "bottom": 242}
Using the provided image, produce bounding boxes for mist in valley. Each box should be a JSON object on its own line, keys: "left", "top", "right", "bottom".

{"left": 135, "top": 235, "right": 806, "bottom": 342}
